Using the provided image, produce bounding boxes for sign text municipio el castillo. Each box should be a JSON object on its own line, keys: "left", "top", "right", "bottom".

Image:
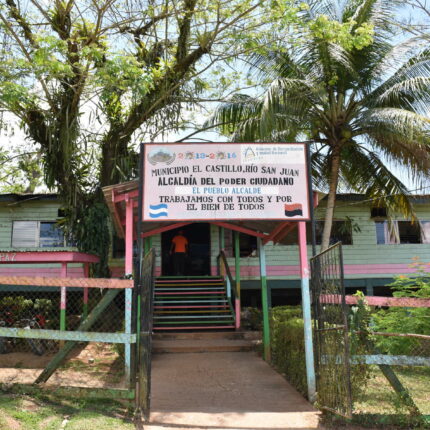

{"left": 143, "top": 143, "right": 310, "bottom": 221}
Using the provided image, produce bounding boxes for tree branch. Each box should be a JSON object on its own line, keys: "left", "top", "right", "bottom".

{"left": 0, "top": 13, "right": 55, "bottom": 111}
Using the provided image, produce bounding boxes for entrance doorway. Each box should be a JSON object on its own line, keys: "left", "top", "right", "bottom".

{"left": 161, "top": 223, "right": 211, "bottom": 276}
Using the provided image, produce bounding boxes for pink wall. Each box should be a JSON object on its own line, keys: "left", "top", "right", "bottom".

{"left": 0, "top": 266, "right": 85, "bottom": 278}
{"left": 110, "top": 266, "right": 125, "bottom": 278}
{"left": 110, "top": 266, "right": 161, "bottom": 278}
{"left": 110, "top": 262, "right": 414, "bottom": 280}
{"left": 214, "top": 263, "right": 417, "bottom": 278}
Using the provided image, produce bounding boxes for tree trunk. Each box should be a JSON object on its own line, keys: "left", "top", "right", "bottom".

{"left": 320, "top": 147, "right": 341, "bottom": 251}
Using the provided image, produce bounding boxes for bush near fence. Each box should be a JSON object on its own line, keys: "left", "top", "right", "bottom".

{"left": 371, "top": 262, "right": 430, "bottom": 357}
{"left": 232, "top": 274, "right": 430, "bottom": 424}
{"left": 268, "top": 305, "right": 373, "bottom": 402}
{"left": 269, "top": 306, "right": 308, "bottom": 397}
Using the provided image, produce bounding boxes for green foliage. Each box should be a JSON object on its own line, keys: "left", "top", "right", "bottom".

{"left": 270, "top": 306, "right": 308, "bottom": 396}
{"left": 0, "top": 392, "right": 133, "bottom": 430}
{"left": 33, "top": 299, "right": 53, "bottom": 315}
{"left": 208, "top": 0, "right": 430, "bottom": 250}
{"left": 349, "top": 291, "right": 374, "bottom": 398}
{"left": 64, "top": 201, "right": 111, "bottom": 277}
{"left": 372, "top": 260, "right": 430, "bottom": 354}
{"left": 0, "top": 0, "right": 308, "bottom": 266}
{"left": 270, "top": 303, "right": 374, "bottom": 402}
{"left": 241, "top": 307, "right": 263, "bottom": 330}
{"left": 309, "top": 15, "right": 374, "bottom": 51}
{"left": 0, "top": 148, "right": 43, "bottom": 193}
{"left": 0, "top": 296, "right": 52, "bottom": 319}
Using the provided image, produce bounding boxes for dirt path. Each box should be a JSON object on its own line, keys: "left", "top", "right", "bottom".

{"left": 148, "top": 351, "right": 323, "bottom": 429}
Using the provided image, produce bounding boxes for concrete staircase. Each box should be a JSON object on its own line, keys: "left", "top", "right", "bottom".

{"left": 152, "top": 331, "right": 261, "bottom": 353}
{"left": 153, "top": 276, "right": 235, "bottom": 331}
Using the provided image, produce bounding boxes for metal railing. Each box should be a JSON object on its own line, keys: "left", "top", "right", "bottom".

{"left": 217, "top": 250, "right": 236, "bottom": 324}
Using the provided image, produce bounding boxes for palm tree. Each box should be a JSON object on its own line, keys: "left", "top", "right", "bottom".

{"left": 208, "top": 0, "right": 430, "bottom": 250}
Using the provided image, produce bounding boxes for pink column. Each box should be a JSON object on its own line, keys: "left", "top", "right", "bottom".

{"left": 83, "top": 263, "right": 89, "bottom": 319}
{"left": 60, "top": 262, "right": 67, "bottom": 332}
{"left": 125, "top": 195, "right": 134, "bottom": 276}
{"left": 61, "top": 262, "right": 67, "bottom": 278}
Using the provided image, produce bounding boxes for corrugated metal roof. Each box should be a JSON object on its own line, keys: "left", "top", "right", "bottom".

{"left": 0, "top": 247, "right": 78, "bottom": 252}
{"left": 320, "top": 193, "right": 430, "bottom": 203}
{"left": 0, "top": 193, "right": 59, "bottom": 203}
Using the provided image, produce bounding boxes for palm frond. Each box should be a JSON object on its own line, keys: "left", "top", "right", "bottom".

{"left": 365, "top": 47, "right": 430, "bottom": 109}
{"left": 339, "top": 144, "right": 418, "bottom": 222}
{"left": 204, "top": 94, "right": 262, "bottom": 136}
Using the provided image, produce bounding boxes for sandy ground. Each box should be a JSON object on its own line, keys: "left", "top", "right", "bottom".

{"left": 148, "top": 351, "right": 323, "bottom": 429}
{"left": 0, "top": 343, "right": 126, "bottom": 388}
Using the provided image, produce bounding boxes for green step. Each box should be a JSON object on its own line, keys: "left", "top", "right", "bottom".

{"left": 155, "top": 281, "right": 224, "bottom": 287}
{"left": 154, "top": 300, "right": 228, "bottom": 304}
{"left": 154, "top": 295, "right": 226, "bottom": 299}
{"left": 155, "top": 320, "right": 234, "bottom": 325}
{"left": 154, "top": 311, "right": 229, "bottom": 314}
{"left": 153, "top": 275, "right": 234, "bottom": 331}
{"left": 154, "top": 314, "right": 234, "bottom": 319}
{"left": 156, "top": 276, "right": 222, "bottom": 279}
{"left": 155, "top": 287, "right": 224, "bottom": 291}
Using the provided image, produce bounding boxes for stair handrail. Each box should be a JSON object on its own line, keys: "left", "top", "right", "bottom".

{"left": 217, "top": 250, "right": 236, "bottom": 323}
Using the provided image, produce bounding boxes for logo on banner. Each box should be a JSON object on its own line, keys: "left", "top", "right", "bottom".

{"left": 149, "top": 203, "right": 168, "bottom": 218}
{"left": 147, "top": 147, "right": 175, "bottom": 165}
{"left": 243, "top": 146, "right": 257, "bottom": 161}
{"left": 285, "top": 203, "right": 303, "bottom": 217}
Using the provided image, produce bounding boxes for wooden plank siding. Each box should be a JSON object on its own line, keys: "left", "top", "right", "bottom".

{"left": 123, "top": 201, "right": 430, "bottom": 285}
{"left": 0, "top": 199, "right": 84, "bottom": 278}
{"left": 219, "top": 201, "right": 430, "bottom": 282}
{"left": 4, "top": 195, "right": 430, "bottom": 285}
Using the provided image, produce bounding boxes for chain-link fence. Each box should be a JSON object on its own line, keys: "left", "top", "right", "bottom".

{"left": 353, "top": 333, "right": 430, "bottom": 417}
{"left": 0, "top": 282, "right": 133, "bottom": 392}
{"left": 350, "top": 303, "right": 430, "bottom": 422}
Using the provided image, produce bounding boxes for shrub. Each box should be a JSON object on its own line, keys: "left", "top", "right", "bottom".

{"left": 241, "top": 307, "right": 262, "bottom": 330}
{"left": 348, "top": 292, "right": 374, "bottom": 399}
{"left": 270, "top": 306, "right": 307, "bottom": 396}
{"left": 269, "top": 302, "right": 373, "bottom": 402}
{"left": 372, "top": 260, "right": 430, "bottom": 355}
{"left": 0, "top": 296, "right": 34, "bottom": 318}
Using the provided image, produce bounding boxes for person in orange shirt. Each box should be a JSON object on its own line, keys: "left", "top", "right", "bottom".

{"left": 170, "top": 230, "right": 189, "bottom": 275}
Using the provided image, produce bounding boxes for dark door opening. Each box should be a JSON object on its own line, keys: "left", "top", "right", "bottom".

{"left": 161, "top": 223, "right": 211, "bottom": 276}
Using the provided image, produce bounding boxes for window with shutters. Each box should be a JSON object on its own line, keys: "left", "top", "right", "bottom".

{"left": 12, "top": 221, "right": 65, "bottom": 248}
{"left": 375, "top": 220, "right": 429, "bottom": 244}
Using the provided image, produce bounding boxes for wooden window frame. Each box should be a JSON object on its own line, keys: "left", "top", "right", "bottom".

{"left": 12, "top": 221, "right": 66, "bottom": 248}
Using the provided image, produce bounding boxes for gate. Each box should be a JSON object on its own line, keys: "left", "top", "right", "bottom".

{"left": 135, "top": 248, "right": 156, "bottom": 420}
{"left": 310, "top": 242, "right": 352, "bottom": 418}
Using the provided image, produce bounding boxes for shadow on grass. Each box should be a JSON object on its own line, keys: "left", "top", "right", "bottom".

{"left": 0, "top": 389, "right": 134, "bottom": 430}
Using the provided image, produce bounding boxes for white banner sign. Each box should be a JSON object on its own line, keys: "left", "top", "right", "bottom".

{"left": 142, "top": 143, "right": 310, "bottom": 221}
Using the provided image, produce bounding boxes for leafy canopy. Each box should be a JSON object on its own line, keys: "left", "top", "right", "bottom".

{"left": 207, "top": 0, "right": 430, "bottom": 249}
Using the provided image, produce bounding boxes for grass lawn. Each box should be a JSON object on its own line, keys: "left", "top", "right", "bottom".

{"left": 354, "top": 366, "right": 430, "bottom": 415}
{"left": 0, "top": 391, "right": 134, "bottom": 430}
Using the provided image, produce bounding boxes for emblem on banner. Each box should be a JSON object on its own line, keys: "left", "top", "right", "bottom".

{"left": 284, "top": 203, "right": 303, "bottom": 217}
{"left": 147, "top": 147, "right": 176, "bottom": 165}
{"left": 243, "top": 146, "right": 256, "bottom": 161}
{"left": 149, "top": 203, "right": 168, "bottom": 218}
